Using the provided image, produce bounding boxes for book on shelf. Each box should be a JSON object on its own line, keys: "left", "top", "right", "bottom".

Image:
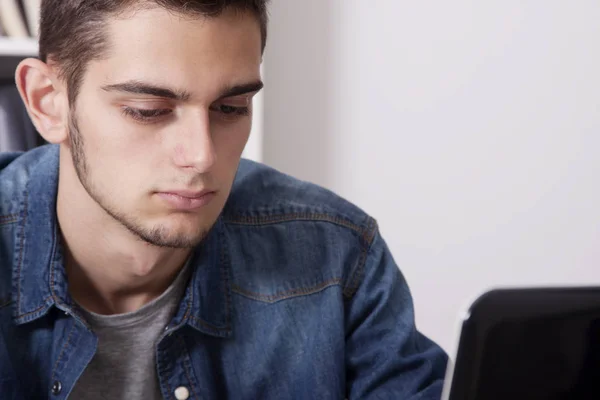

{"left": 23, "top": 0, "right": 41, "bottom": 38}
{"left": 0, "top": 0, "right": 41, "bottom": 39}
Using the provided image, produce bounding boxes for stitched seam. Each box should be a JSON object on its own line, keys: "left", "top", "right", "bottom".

{"left": 155, "top": 339, "right": 173, "bottom": 399}
{"left": 50, "top": 227, "right": 57, "bottom": 299}
{"left": 49, "top": 224, "right": 63, "bottom": 305}
{"left": 164, "top": 375, "right": 173, "bottom": 400}
{"left": 0, "top": 299, "right": 12, "bottom": 308}
{"left": 0, "top": 213, "right": 18, "bottom": 221}
{"left": 181, "top": 273, "right": 194, "bottom": 327}
{"left": 224, "top": 213, "right": 364, "bottom": 234}
{"left": 159, "top": 352, "right": 174, "bottom": 400}
{"left": 0, "top": 214, "right": 17, "bottom": 225}
{"left": 346, "top": 219, "right": 374, "bottom": 296}
{"left": 344, "top": 217, "right": 378, "bottom": 299}
{"left": 180, "top": 337, "right": 200, "bottom": 400}
{"left": 232, "top": 278, "right": 342, "bottom": 303}
{"left": 15, "top": 296, "right": 52, "bottom": 319}
{"left": 220, "top": 226, "right": 231, "bottom": 329}
{"left": 188, "top": 315, "right": 228, "bottom": 332}
{"left": 50, "top": 323, "right": 76, "bottom": 382}
{"left": 158, "top": 277, "right": 186, "bottom": 398}
{"left": 183, "top": 363, "right": 200, "bottom": 400}
{"left": 361, "top": 217, "right": 378, "bottom": 247}
{"left": 15, "top": 194, "right": 28, "bottom": 315}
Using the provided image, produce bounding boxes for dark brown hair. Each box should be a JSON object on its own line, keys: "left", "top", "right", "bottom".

{"left": 39, "top": 0, "right": 269, "bottom": 105}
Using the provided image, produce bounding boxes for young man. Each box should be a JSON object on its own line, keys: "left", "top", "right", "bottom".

{"left": 0, "top": 1, "right": 448, "bottom": 398}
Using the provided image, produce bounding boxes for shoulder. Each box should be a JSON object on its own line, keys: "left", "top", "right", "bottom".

{"left": 0, "top": 146, "right": 57, "bottom": 308}
{"left": 224, "top": 159, "right": 374, "bottom": 235}
{"left": 223, "top": 160, "right": 379, "bottom": 301}
{"left": 0, "top": 145, "right": 57, "bottom": 216}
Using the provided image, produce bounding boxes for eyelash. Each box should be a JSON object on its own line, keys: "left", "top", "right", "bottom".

{"left": 121, "top": 104, "right": 250, "bottom": 124}
{"left": 213, "top": 104, "right": 251, "bottom": 119}
{"left": 121, "top": 107, "right": 172, "bottom": 123}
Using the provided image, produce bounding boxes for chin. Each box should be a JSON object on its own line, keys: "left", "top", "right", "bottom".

{"left": 138, "top": 226, "right": 210, "bottom": 248}
{"left": 126, "top": 213, "right": 216, "bottom": 248}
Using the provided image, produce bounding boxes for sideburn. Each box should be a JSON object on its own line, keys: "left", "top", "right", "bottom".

{"left": 68, "top": 112, "right": 88, "bottom": 181}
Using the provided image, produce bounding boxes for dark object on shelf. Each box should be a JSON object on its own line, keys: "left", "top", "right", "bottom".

{"left": 0, "top": 83, "right": 45, "bottom": 152}
{"left": 16, "top": 0, "right": 30, "bottom": 37}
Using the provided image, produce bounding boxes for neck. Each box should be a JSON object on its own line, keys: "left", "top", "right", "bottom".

{"left": 61, "top": 236, "right": 191, "bottom": 315}
{"left": 56, "top": 152, "right": 192, "bottom": 315}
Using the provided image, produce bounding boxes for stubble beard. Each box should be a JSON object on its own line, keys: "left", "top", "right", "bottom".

{"left": 67, "top": 112, "right": 211, "bottom": 249}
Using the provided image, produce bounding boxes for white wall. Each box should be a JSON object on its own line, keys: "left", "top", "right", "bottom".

{"left": 262, "top": 1, "right": 600, "bottom": 353}
{"left": 242, "top": 67, "right": 265, "bottom": 162}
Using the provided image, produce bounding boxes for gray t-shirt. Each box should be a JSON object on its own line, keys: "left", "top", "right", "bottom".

{"left": 70, "top": 262, "right": 192, "bottom": 400}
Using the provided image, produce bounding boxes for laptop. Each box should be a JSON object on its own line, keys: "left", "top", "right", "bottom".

{"left": 441, "top": 287, "right": 600, "bottom": 400}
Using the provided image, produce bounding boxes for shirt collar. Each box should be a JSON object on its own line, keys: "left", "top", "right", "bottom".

{"left": 171, "top": 218, "right": 233, "bottom": 338}
{"left": 12, "top": 144, "right": 233, "bottom": 338}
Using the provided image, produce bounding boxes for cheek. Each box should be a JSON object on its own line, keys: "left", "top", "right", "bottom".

{"left": 76, "top": 115, "right": 156, "bottom": 194}
{"left": 212, "top": 120, "right": 252, "bottom": 160}
{"left": 79, "top": 103, "right": 158, "bottom": 164}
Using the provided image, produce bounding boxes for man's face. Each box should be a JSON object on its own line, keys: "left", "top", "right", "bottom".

{"left": 68, "top": 7, "right": 262, "bottom": 248}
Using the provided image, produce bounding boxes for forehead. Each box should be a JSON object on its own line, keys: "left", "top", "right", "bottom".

{"left": 85, "top": 7, "right": 262, "bottom": 96}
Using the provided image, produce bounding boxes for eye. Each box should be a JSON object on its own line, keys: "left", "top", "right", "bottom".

{"left": 218, "top": 105, "right": 248, "bottom": 115}
{"left": 210, "top": 103, "right": 250, "bottom": 121}
{"left": 121, "top": 107, "right": 173, "bottom": 123}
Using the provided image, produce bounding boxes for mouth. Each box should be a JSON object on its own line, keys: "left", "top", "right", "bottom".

{"left": 155, "top": 189, "right": 217, "bottom": 211}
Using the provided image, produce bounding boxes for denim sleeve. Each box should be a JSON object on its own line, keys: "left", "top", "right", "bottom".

{"left": 345, "top": 230, "right": 448, "bottom": 399}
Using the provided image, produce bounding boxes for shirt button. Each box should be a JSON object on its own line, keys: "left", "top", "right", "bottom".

{"left": 51, "top": 381, "right": 62, "bottom": 395}
{"left": 174, "top": 386, "right": 190, "bottom": 400}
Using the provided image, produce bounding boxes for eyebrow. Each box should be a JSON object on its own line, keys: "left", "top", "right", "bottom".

{"left": 101, "top": 80, "right": 264, "bottom": 101}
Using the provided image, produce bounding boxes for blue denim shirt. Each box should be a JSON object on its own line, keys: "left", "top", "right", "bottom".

{"left": 0, "top": 145, "right": 447, "bottom": 399}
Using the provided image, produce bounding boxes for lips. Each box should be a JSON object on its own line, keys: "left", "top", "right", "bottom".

{"left": 156, "top": 189, "right": 216, "bottom": 211}
{"left": 165, "top": 189, "right": 214, "bottom": 199}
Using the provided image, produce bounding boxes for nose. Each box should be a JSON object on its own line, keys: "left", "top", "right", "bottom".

{"left": 172, "top": 110, "right": 217, "bottom": 172}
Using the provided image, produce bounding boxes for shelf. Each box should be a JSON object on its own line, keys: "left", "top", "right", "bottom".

{"left": 0, "top": 37, "right": 38, "bottom": 56}
{"left": 0, "top": 37, "right": 38, "bottom": 82}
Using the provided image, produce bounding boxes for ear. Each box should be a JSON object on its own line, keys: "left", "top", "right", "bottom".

{"left": 15, "top": 58, "right": 69, "bottom": 144}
